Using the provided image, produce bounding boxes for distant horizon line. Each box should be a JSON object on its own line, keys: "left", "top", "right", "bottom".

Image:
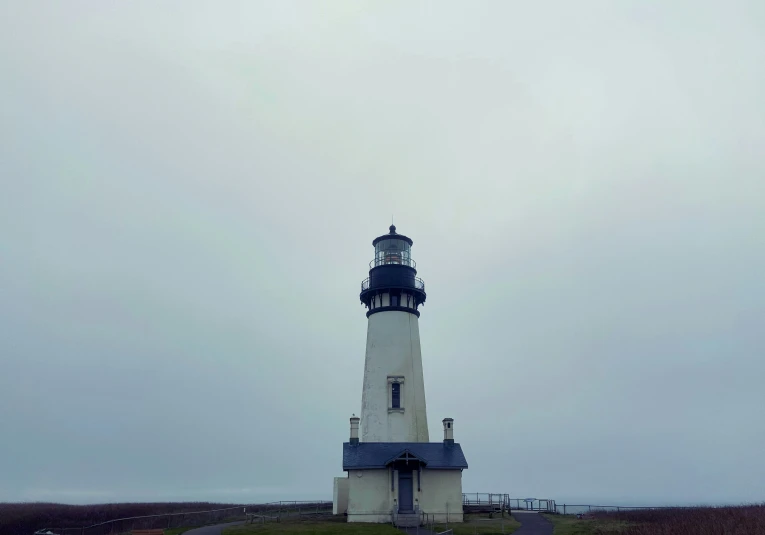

{"left": 4, "top": 496, "right": 763, "bottom": 508}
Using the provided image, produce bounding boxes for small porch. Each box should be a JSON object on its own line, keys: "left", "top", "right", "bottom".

{"left": 388, "top": 450, "right": 427, "bottom": 517}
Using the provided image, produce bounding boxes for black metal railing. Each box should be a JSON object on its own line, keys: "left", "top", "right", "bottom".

{"left": 554, "top": 503, "right": 697, "bottom": 515}
{"left": 461, "top": 494, "right": 557, "bottom": 513}
{"left": 508, "top": 498, "right": 557, "bottom": 512}
{"left": 462, "top": 493, "right": 509, "bottom": 507}
{"left": 369, "top": 256, "right": 417, "bottom": 269}
{"left": 361, "top": 277, "right": 425, "bottom": 292}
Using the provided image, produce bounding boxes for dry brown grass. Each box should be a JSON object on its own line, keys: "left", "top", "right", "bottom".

{"left": 595, "top": 505, "right": 765, "bottom": 535}
{"left": 544, "top": 505, "right": 765, "bottom": 535}
{"left": 0, "top": 502, "right": 245, "bottom": 535}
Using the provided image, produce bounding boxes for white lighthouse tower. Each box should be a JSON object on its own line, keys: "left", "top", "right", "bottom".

{"left": 333, "top": 225, "right": 468, "bottom": 524}
{"left": 358, "top": 225, "right": 429, "bottom": 443}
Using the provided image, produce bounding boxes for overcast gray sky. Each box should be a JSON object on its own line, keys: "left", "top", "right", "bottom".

{"left": 1, "top": 1, "right": 764, "bottom": 506}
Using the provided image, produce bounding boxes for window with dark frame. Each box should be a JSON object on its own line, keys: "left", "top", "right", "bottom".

{"left": 391, "top": 382, "right": 401, "bottom": 408}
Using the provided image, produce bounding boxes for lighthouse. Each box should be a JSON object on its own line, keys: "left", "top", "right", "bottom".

{"left": 332, "top": 226, "right": 468, "bottom": 525}
{"left": 358, "top": 224, "right": 429, "bottom": 443}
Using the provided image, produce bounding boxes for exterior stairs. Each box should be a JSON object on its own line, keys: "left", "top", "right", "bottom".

{"left": 395, "top": 513, "right": 420, "bottom": 527}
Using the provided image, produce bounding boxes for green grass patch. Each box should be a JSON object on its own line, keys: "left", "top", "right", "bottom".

{"left": 223, "top": 511, "right": 521, "bottom": 535}
{"left": 432, "top": 512, "right": 521, "bottom": 534}
{"left": 542, "top": 514, "right": 631, "bottom": 535}
{"left": 223, "top": 517, "right": 400, "bottom": 535}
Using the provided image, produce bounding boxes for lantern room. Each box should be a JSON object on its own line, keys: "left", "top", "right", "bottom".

{"left": 374, "top": 233, "right": 413, "bottom": 267}
{"left": 360, "top": 225, "right": 426, "bottom": 317}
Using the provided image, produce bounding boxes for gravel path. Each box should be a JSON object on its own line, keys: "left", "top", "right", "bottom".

{"left": 399, "top": 527, "right": 436, "bottom": 534}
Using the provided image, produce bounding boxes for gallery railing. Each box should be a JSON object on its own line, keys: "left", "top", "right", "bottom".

{"left": 369, "top": 256, "right": 417, "bottom": 269}
{"left": 361, "top": 277, "right": 425, "bottom": 292}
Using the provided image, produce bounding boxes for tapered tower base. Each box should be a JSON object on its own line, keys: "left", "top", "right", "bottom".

{"left": 360, "top": 310, "right": 429, "bottom": 442}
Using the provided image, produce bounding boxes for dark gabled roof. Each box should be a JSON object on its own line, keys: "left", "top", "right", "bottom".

{"left": 343, "top": 442, "right": 468, "bottom": 470}
{"left": 384, "top": 448, "right": 428, "bottom": 465}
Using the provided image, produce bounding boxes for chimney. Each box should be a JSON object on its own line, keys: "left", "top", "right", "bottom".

{"left": 350, "top": 415, "right": 360, "bottom": 445}
{"left": 443, "top": 418, "right": 454, "bottom": 445}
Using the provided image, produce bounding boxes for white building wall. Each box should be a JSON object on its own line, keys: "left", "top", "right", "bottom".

{"left": 346, "top": 467, "right": 464, "bottom": 523}
{"left": 346, "top": 469, "right": 393, "bottom": 523}
{"left": 332, "top": 477, "right": 349, "bottom": 515}
{"left": 360, "top": 310, "right": 429, "bottom": 443}
{"left": 417, "top": 469, "right": 464, "bottom": 523}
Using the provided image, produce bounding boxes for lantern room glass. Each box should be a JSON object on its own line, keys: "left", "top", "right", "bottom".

{"left": 375, "top": 239, "right": 411, "bottom": 267}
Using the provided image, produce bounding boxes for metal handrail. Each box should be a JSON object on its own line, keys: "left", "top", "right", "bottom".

{"left": 361, "top": 277, "right": 425, "bottom": 292}
{"left": 463, "top": 493, "right": 509, "bottom": 507}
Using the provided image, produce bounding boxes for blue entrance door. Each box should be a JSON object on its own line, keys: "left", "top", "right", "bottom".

{"left": 398, "top": 470, "right": 414, "bottom": 512}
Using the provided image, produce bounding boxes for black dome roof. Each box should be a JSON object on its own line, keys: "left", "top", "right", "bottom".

{"left": 372, "top": 225, "right": 413, "bottom": 247}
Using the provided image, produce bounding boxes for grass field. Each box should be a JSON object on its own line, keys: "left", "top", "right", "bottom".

{"left": 224, "top": 517, "right": 400, "bottom": 535}
{"left": 0, "top": 501, "right": 335, "bottom": 535}
{"left": 432, "top": 512, "right": 521, "bottom": 534}
{"left": 8, "top": 503, "right": 765, "bottom": 535}
{"left": 0, "top": 502, "right": 247, "bottom": 535}
{"left": 544, "top": 505, "right": 765, "bottom": 535}
{"left": 596, "top": 505, "right": 765, "bottom": 535}
{"left": 542, "top": 514, "right": 630, "bottom": 535}
{"left": 222, "top": 512, "right": 520, "bottom": 535}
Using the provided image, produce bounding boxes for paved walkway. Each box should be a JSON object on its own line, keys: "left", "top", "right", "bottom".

{"left": 511, "top": 512, "right": 553, "bottom": 535}
{"left": 182, "top": 521, "right": 245, "bottom": 535}
{"left": 399, "top": 527, "right": 435, "bottom": 534}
